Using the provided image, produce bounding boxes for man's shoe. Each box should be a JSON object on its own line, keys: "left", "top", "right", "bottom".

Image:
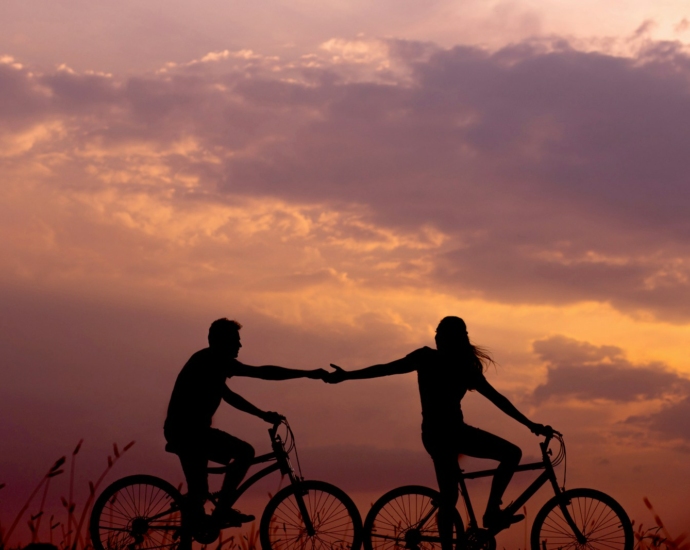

{"left": 213, "top": 508, "right": 255, "bottom": 528}
{"left": 482, "top": 509, "right": 525, "bottom": 531}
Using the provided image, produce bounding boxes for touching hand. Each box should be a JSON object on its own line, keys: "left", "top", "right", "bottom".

{"left": 262, "top": 411, "right": 285, "bottom": 424}
{"left": 324, "top": 364, "right": 349, "bottom": 384}
{"left": 307, "top": 368, "right": 329, "bottom": 380}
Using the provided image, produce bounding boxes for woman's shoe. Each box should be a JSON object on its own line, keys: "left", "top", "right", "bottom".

{"left": 212, "top": 507, "right": 255, "bottom": 528}
{"left": 482, "top": 509, "right": 525, "bottom": 531}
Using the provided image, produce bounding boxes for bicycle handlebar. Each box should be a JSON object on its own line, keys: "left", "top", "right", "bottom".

{"left": 268, "top": 419, "right": 285, "bottom": 439}
{"left": 538, "top": 426, "right": 562, "bottom": 444}
{"left": 540, "top": 428, "right": 566, "bottom": 471}
{"left": 267, "top": 416, "right": 304, "bottom": 479}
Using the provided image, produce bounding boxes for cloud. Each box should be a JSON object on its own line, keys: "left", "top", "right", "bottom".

{"left": 531, "top": 335, "right": 690, "bottom": 403}
{"left": 530, "top": 335, "right": 690, "bottom": 446}
{"left": 3, "top": 38, "right": 690, "bottom": 323}
{"left": 626, "top": 397, "right": 690, "bottom": 442}
{"left": 6, "top": 26, "right": 690, "bottom": 540}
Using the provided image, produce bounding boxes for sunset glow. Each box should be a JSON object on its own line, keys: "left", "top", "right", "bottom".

{"left": 2, "top": 1, "right": 690, "bottom": 546}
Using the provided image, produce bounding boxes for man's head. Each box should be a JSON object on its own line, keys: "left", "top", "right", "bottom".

{"left": 208, "top": 318, "right": 243, "bottom": 357}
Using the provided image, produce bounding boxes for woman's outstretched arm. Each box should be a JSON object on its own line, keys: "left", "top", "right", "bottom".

{"left": 326, "top": 357, "right": 416, "bottom": 383}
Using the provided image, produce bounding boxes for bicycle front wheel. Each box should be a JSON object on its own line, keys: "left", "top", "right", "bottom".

{"left": 363, "top": 485, "right": 464, "bottom": 550}
{"left": 260, "top": 479, "right": 362, "bottom": 550}
{"left": 90, "top": 474, "right": 188, "bottom": 550}
{"left": 531, "top": 488, "right": 633, "bottom": 550}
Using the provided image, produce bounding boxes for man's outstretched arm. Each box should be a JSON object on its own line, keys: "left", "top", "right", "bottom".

{"left": 222, "top": 386, "right": 283, "bottom": 423}
{"left": 232, "top": 361, "right": 327, "bottom": 381}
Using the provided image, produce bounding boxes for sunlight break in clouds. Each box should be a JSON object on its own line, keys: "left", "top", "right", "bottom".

{"left": 4, "top": 36, "right": 690, "bottom": 350}
{"left": 3, "top": 35, "right": 690, "bottom": 372}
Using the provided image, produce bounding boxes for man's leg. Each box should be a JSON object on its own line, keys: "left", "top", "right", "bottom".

{"left": 205, "top": 429, "right": 255, "bottom": 524}
{"left": 458, "top": 425, "right": 522, "bottom": 529}
{"left": 176, "top": 449, "right": 210, "bottom": 525}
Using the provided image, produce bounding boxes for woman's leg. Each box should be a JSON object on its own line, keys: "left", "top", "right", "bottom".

{"left": 458, "top": 425, "right": 522, "bottom": 526}
{"left": 423, "top": 430, "right": 461, "bottom": 550}
{"left": 429, "top": 452, "right": 460, "bottom": 550}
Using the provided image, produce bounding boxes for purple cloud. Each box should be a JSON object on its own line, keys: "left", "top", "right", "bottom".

{"left": 626, "top": 396, "right": 690, "bottom": 442}
{"left": 3, "top": 38, "right": 690, "bottom": 320}
{"left": 532, "top": 335, "right": 690, "bottom": 403}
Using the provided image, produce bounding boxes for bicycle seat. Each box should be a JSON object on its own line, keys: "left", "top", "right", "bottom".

{"left": 165, "top": 442, "right": 181, "bottom": 454}
{"left": 165, "top": 442, "right": 233, "bottom": 473}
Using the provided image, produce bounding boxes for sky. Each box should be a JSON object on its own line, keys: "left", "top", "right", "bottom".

{"left": 2, "top": 0, "right": 690, "bottom": 545}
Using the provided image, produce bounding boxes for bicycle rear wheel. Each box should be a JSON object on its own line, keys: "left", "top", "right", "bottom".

{"left": 530, "top": 488, "right": 633, "bottom": 550}
{"left": 260, "top": 479, "right": 362, "bottom": 550}
{"left": 90, "top": 474, "right": 189, "bottom": 550}
{"left": 363, "top": 485, "right": 464, "bottom": 550}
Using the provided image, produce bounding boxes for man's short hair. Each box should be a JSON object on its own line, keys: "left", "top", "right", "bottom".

{"left": 208, "top": 318, "right": 242, "bottom": 346}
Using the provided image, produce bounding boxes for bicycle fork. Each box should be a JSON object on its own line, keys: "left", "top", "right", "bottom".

{"left": 275, "top": 441, "right": 318, "bottom": 538}
{"left": 292, "top": 484, "right": 317, "bottom": 537}
{"left": 552, "top": 492, "right": 587, "bottom": 545}
{"left": 544, "top": 461, "right": 587, "bottom": 545}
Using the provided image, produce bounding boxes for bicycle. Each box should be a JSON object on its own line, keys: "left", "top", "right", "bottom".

{"left": 362, "top": 430, "right": 633, "bottom": 550}
{"left": 90, "top": 418, "right": 363, "bottom": 550}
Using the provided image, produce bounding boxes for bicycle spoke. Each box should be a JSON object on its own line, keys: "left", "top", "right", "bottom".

{"left": 262, "top": 482, "right": 360, "bottom": 550}
{"left": 91, "top": 476, "right": 185, "bottom": 550}
{"left": 364, "top": 488, "right": 461, "bottom": 550}
{"left": 533, "top": 490, "right": 632, "bottom": 550}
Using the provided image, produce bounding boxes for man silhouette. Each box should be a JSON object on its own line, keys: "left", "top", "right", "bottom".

{"left": 164, "top": 318, "right": 327, "bottom": 527}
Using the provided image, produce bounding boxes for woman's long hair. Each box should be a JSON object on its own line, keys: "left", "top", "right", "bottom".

{"left": 435, "top": 316, "right": 494, "bottom": 374}
{"left": 469, "top": 343, "right": 495, "bottom": 374}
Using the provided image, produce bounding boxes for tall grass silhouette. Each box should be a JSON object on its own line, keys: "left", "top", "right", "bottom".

{"left": 0, "top": 440, "right": 134, "bottom": 550}
{"left": 633, "top": 498, "right": 689, "bottom": 550}
{"left": 0, "top": 440, "right": 264, "bottom": 550}
{"left": 5, "top": 449, "right": 686, "bottom": 550}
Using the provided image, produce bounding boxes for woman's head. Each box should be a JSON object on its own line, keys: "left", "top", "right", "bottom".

{"left": 435, "top": 316, "right": 493, "bottom": 373}
{"left": 434, "top": 316, "right": 469, "bottom": 349}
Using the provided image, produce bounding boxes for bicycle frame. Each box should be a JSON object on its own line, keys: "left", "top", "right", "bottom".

{"left": 204, "top": 422, "right": 317, "bottom": 535}
{"left": 457, "top": 434, "right": 585, "bottom": 540}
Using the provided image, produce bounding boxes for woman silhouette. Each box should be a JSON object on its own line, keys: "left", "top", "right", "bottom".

{"left": 326, "top": 316, "right": 551, "bottom": 546}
